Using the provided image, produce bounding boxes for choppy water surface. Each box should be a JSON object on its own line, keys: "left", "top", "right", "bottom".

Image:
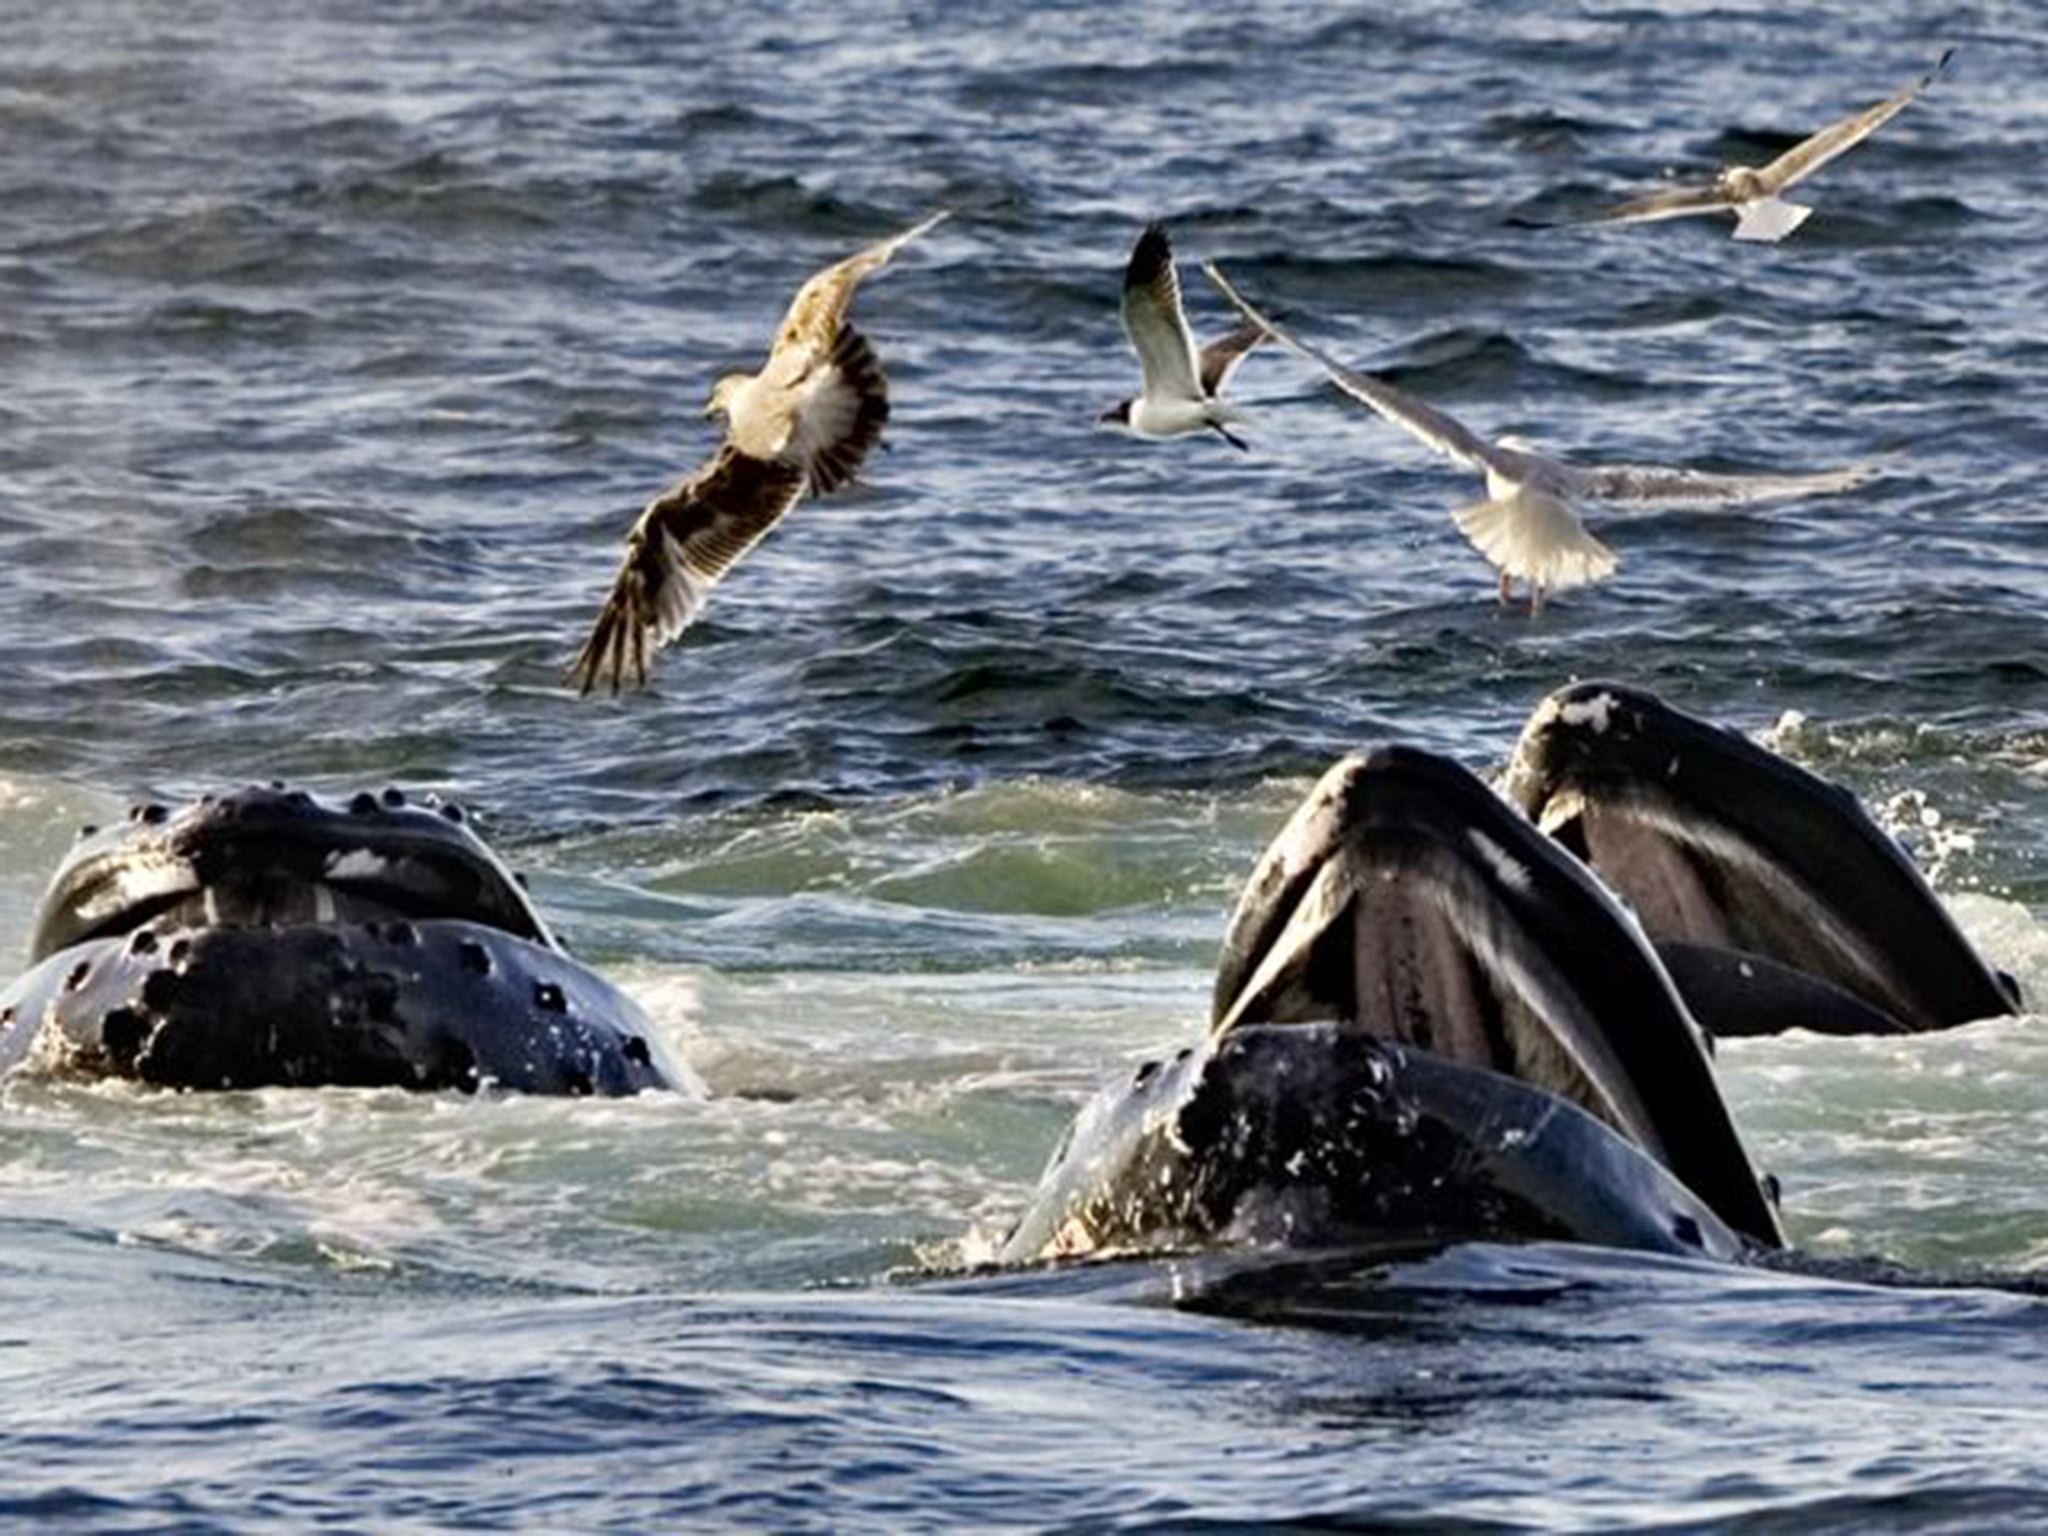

{"left": 6, "top": 1, "right": 2048, "bottom": 1528}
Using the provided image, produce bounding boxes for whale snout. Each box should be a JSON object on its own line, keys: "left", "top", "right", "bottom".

{"left": 2, "top": 784, "right": 690, "bottom": 1096}
{"left": 32, "top": 783, "right": 550, "bottom": 962}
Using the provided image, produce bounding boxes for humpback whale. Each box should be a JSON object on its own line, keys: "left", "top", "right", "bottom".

{"left": 1505, "top": 681, "right": 2020, "bottom": 1037}
{"left": 1002, "top": 693, "right": 2016, "bottom": 1268}
{"left": 0, "top": 688, "right": 2014, "bottom": 1278}
{"left": 0, "top": 785, "right": 695, "bottom": 1095}
{"left": 1004, "top": 744, "right": 1786, "bottom": 1265}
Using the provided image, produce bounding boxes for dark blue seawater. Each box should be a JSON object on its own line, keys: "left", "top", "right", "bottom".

{"left": 5, "top": 0, "right": 2048, "bottom": 1528}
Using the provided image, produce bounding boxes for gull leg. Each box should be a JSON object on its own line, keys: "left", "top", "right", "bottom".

{"left": 1530, "top": 583, "right": 1547, "bottom": 618}
{"left": 1497, "top": 569, "right": 1513, "bottom": 607}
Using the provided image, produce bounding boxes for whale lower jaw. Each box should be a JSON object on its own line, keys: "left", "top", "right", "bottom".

{"left": 1505, "top": 681, "right": 2020, "bottom": 1034}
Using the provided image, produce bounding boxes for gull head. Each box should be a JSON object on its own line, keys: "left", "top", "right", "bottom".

{"left": 1716, "top": 166, "right": 1767, "bottom": 202}
{"left": 1096, "top": 400, "right": 1134, "bottom": 433}
{"left": 703, "top": 372, "right": 750, "bottom": 421}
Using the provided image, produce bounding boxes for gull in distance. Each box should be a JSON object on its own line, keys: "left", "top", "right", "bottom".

{"left": 1588, "top": 48, "right": 1954, "bottom": 243}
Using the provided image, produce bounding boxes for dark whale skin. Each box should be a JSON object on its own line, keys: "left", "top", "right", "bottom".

{"left": 1000, "top": 1024, "right": 1748, "bottom": 1267}
{"left": 1506, "top": 681, "right": 2019, "bottom": 1034}
{"left": 0, "top": 786, "right": 685, "bottom": 1096}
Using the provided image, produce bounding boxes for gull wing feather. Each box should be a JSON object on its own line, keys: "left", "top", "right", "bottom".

{"left": 1202, "top": 261, "right": 1505, "bottom": 475}
{"left": 1544, "top": 459, "right": 1876, "bottom": 507}
{"left": 572, "top": 445, "right": 808, "bottom": 695}
{"left": 719, "top": 322, "right": 891, "bottom": 491}
{"left": 1759, "top": 48, "right": 1954, "bottom": 194}
{"left": 1121, "top": 224, "right": 1204, "bottom": 402}
{"left": 788, "top": 323, "right": 890, "bottom": 496}
{"left": 760, "top": 209, "right": 949, "bottom": 386}
{"left": 1589, "top": 182, "right": 1735, "bottom": 226}
{"left": 1197, "top": 320, "right": 1266, "bottom": 399}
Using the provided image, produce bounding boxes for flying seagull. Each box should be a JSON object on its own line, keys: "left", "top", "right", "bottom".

{"left": 572, "top": 210, "right": 948, "bottom": 695}
{"left": 1588, "top": 49, "right": 1954, "bottom": 242}
{"left": 1203, "top": 262, "right": 1874, "bottom": 614}
{"left": 1100, "top": 223, "right": 1263, "bottom": 450}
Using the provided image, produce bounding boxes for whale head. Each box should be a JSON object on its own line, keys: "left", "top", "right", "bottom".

{"left": 1505, "top": 681, "right": 2019, "bottom": 1035}
{"left": 3, "top": 785, "right": 686, "bottom": 1096}
{"left": 1001, "top": 745, "right": 1785, "bottom": 1266}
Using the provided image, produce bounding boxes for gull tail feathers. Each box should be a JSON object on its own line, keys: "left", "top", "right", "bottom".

{"left": 1454, "top": 492, "right": 1618, "bottom": 592}
{"left": 1734, "top": 198, "right": 1813, "bottom": 243}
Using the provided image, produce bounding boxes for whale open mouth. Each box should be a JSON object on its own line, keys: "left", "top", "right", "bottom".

{"left": 999, "top": 744, "right": 1783, "bottom": 1266}
{"left": 1504, "top": 681, "right": 2019, "bottom": 1035}
{"left": 1209, "top": 745, "right": 1783, "bottom": 1248}
{"left": 31, "top": 785, "right": 551, "bottom": 964}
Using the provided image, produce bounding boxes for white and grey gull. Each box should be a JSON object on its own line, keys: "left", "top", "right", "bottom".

{"left": 1585, "top": 49, "right": 1954, "bottom": 243}
{"left": 1100, "top": 223, "right": 1264, "bottom": 450}
{"left": 1203, "top": 261, "right": 1876, "bottom": 614}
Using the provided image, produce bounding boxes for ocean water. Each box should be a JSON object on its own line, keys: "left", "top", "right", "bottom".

{"left": 5, "top": 0, "right": 2048, "bottom": 1527}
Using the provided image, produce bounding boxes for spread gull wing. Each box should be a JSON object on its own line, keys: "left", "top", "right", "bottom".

{"left": 1590, "top": 182, "right": 1736, "bottom": 227}
{"left": 767, "top": 209, "right": 949, "bottom": 368}
{"left": 1544, "top": 458, "right": 1876, "bottom": 507}
{"left": 1121, "top": 224, "right": 1203, "bottom": 402}
{"left": 1197, "top": 320, "right": 1265, "bottom": 399}
{"left": 571, "top": 445, "right": 807, "bottom": 695}
{"left": 788, "top": 323, "right": 889, "bottom": 496}
{"left": 720, "top": 322, "right": 893, "bottom": 497}
{"left": 1202, "top": 260, "right": 1505, "bottom": 475}
{"left": 1759, "top": 48, "right": 1954, "bottom": 194}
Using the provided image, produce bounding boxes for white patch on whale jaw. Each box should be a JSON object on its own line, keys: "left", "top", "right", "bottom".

{"left": 71, "top": 861, "right": 199, "bottom": 931}
{"left": 323, "top": 849, "right": 394, "bottom": 881}
{"left": 1558, "top": 691, "right": 1618, "bottom": 735}
{"left": 1465, "top": 828, "right": 1533, "bottom": 896}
